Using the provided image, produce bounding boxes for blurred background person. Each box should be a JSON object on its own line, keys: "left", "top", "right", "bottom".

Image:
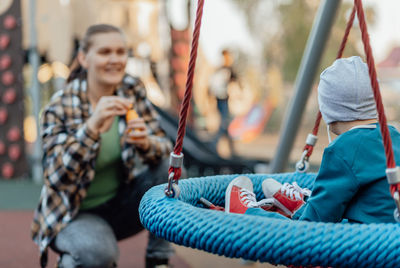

{"left": 208, "top": 49, "right": 240, "bottom": 155}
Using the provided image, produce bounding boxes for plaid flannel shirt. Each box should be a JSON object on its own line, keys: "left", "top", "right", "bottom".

{"left": 31, "top": 75, "right": 172, "bottom": 261}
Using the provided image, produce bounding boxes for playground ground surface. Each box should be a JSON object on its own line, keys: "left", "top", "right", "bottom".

{"left": 0, "top": 189, "right": 280, "bottom": 268}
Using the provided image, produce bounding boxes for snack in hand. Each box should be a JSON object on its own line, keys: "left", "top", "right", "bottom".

{"left": 126, "top": 109, "right": 140, "bottom": 139}
{"left": 126, "top": 109, "right": 139, "bottom": 122}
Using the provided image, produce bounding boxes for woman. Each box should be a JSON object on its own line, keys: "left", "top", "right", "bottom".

{"left": 31, "top": 24, "right": 173, "bottom": 268}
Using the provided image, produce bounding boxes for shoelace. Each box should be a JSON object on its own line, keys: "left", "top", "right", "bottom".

{"left": 257, "top": 198, "right": 275, "bottom": 208}
{"left": 240, "top": 189, "right": 275, "bottom": 208}
{"left": 239, "top": 188, "right": 259, "bottom": 208}
{"left": 281, "top": 182, "right": 311, "bottom": 200}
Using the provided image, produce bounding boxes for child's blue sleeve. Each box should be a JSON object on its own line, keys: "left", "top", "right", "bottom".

{"left": 299, "top": 149, "right": 360, "bottom": 222}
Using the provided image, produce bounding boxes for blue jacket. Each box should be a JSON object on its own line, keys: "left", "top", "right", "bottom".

{"left": 299, "top": 124, "right": 400, "bottom": 223}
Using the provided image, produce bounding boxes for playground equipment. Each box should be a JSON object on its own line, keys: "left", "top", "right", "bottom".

{"left": 155, "top": 105, "right": 266, "bottom": 177}
{"left": 228, "top": 99, "right": 275, "bottom": 143}
{"left": 140, "top": 0, "right": 400, "bottom": 267}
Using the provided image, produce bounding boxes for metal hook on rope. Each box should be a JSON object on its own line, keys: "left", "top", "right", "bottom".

{"left": 386, "top": 167, "right": 400, "bottom": 222}
{"left": 393, "top": 191, "right": 400, "bottom": 223}
{"left": 296, "top": 150, "right": 309, "bottom": 173}
{"left": 165, "top": 172, "right": 181, "bottom": 198}
{"left": 165, "top": 152, "right": 184, "bottom": 198}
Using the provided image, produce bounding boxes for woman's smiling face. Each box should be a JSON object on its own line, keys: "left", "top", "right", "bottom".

{"left": 80, "top": 32, "right": 128, "bottom": 87}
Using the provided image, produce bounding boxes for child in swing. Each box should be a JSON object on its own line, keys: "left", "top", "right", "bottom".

{"left": 226, "top": 56, "right": 400, "bottom": 223}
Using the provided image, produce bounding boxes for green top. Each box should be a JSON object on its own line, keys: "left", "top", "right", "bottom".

{"left": 80, "top": 117, "right": 122, "bottom": 210}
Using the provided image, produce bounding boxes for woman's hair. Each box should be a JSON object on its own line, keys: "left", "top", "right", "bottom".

{"left": 67, "top": 24, "right": 124, "bottom": 83}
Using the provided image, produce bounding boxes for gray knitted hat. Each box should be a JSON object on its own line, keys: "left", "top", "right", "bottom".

{"left": 318, "top": 56, "right": 377, "bottom": 124}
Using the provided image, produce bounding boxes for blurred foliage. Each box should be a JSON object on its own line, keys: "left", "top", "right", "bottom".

{"left": 276, "top": 1, "right": 314, "bottom": 81}
{"left": 232, "top": 0, "right": 375, "bottom": 82}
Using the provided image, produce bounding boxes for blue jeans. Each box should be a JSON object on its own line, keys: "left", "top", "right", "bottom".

{"left": 52, "top": 159, "right": 174, "bottom": 268}
{"left": 215, "top": 98, "right": 235, "bottom": 154}
{"left": 216, "top": 98, "right": 230, "bottom": 130}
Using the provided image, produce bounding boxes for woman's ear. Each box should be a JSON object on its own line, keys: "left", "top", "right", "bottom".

{"left": 77, "top": 50, "right": 88, "bottom": 69}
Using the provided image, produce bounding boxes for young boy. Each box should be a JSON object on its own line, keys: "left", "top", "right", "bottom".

{"left": 226, "top": 56, "right": 400, "bottom": 223}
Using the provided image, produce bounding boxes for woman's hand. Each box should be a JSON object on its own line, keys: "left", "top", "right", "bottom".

{"left": 124, "top": 117, "right": 150, "bottom": 151}
{"left": 87, "top": 96, "right": 132, "bottom": 137}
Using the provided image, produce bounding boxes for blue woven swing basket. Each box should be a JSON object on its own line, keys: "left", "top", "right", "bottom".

{"left": 139, "top": 172, "right": 400, "bottom": 268}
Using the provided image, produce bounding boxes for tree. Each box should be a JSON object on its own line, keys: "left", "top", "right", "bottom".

{"left": 232, "top": 0, "right": 375, "bottom": 82}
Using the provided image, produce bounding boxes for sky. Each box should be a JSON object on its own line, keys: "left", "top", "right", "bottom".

{"left": 172, "top": 0, "right": 400, "bottom": 66}
{"left": 199, "top": 0, "right": 258, "bottom": 65}
{"left": 168, "top": 0, "right": 257, "bottom": 65}
{"left": 364, "top": 0, "right": 400, "bottom": 61}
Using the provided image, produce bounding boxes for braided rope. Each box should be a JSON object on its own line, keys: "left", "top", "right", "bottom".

{"left": 140, "top": 173, "right": 400, "bottom": 267}
{"left": 303, "top": 6, "right": 356, "bottom": 159}
{"left": 174, "top": 0, "right": 204, "bottom": 155}
{"left": 168, "top": 0, "right": 205, "bottom": 182}
{"left": 354, "top": 0, "right": 395, "bottom": 169}
{"left": 354, "top": 0, "right": 399, "bottom": 195}
{"left": 336, "top": 5, "right": 356, "bottom": 60}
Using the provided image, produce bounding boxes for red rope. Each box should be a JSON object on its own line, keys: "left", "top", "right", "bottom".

{"left": 354, "top": 0, "right": 399, "bottom": 195}
{"left": 304, "top": 112, "right": 322, "bottom": 158}
{"left": 355, "top": 0, "right": 395, "bottom": 169}
{"left": 336, "top": 6, "right": 356, "bottom": 59}
{"left": 304, "top": 6, "right": 356, "bottom": 159}
{"left": 169, "top": 0, "right": 205, "bottom": 180}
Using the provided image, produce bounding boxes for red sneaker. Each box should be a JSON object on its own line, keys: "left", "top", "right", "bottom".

{"left": 262, "top": 178, "right": 311, "bottom": 218}
{"left": 225, "top": 176, "right": 259, "bottom": 214}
